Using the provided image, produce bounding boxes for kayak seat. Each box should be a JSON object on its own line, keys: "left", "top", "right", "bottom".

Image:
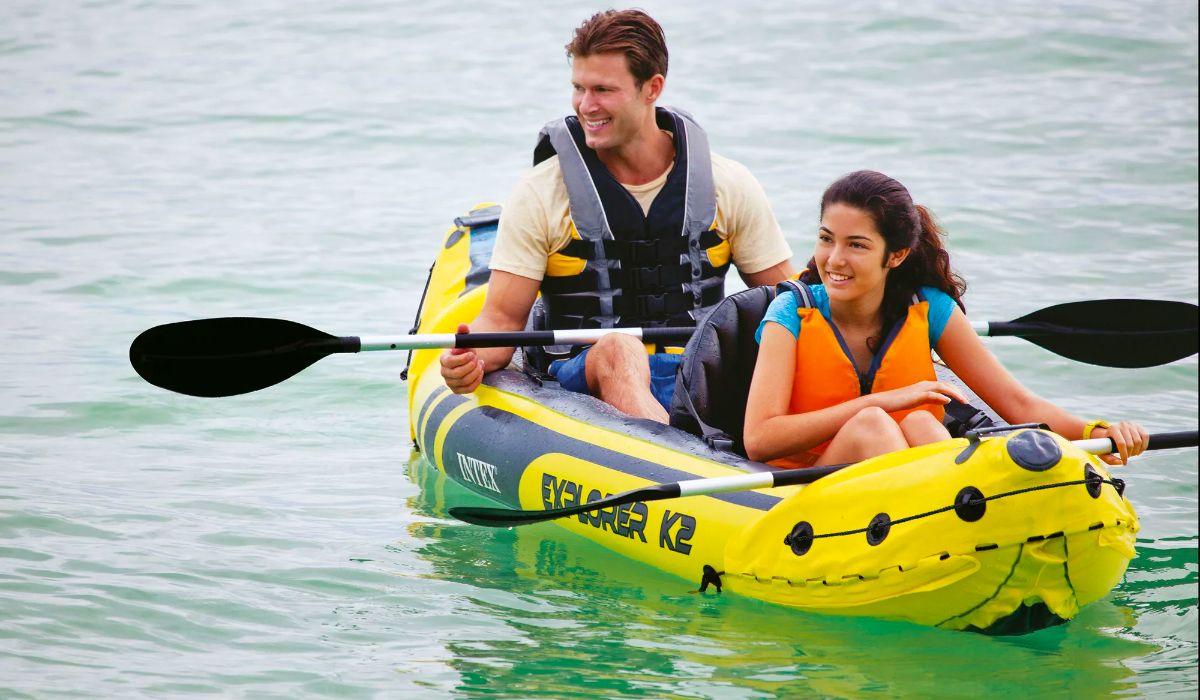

{"left": 668, "top": 285, "right": 777, "bottom": 455}
{"left": 668, "top": 285, "right": 997, "bottom": 457}
{"left": 520, "top": 297, "right": 574, "bottom": 381}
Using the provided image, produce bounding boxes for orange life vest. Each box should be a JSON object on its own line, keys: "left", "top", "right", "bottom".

{"left": 773, "top": 289, "right": 943, "bottom": 468}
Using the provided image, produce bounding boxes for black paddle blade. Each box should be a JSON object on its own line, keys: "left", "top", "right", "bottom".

{"left": 130, "top": 317, "right": 345, "bottom": 397}
{"left": 994, "top": 299, "right": 1198, "bottom": 368}
{"left": 450, "top": 505, "right": 583, "bottom": 528}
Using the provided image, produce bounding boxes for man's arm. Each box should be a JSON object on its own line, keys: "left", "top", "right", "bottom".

{"left": 711, "top": 155, "right": 795, "bottom": 288}
{"left": 439, "top": 270, "right": 541, "bottom": 393}
{"left": 739, "top": 260, "right": 796, "bottom": 288}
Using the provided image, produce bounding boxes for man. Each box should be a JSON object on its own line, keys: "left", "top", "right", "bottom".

{"left": 440, "top": 9, "right": 795, "bottom": 422}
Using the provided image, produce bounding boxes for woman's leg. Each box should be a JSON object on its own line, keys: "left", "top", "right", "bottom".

{"left": 814, "top": 406, "right": 907, "bottom": 466}
{"left": 899, "top": 410, "right": 951, "bottom": 446}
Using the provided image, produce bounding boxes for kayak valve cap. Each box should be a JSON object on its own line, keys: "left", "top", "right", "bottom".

{"left": 1006, "top": 430, "right": 1062, "bottom": 472}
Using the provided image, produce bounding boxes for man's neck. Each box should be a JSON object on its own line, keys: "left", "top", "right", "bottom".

{"left": 594, "top": 121, "right": 675, "bottom": 185}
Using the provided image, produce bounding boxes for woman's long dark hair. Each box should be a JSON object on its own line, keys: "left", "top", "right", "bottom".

{"left": 801, "top": 170, "right": 967, "bottom": 338}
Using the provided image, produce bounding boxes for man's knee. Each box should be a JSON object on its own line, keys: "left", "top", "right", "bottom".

{"left": 587, "top": 333, "right": 650, "bottom": 372}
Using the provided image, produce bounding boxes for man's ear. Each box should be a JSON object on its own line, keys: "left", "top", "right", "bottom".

{"left": 643, "top": 74, "right": 665, "bottom": 103}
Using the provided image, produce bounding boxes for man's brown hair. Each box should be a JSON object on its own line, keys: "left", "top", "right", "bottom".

{"left": 565, "top": 9, "right": 668, "bottom": 86}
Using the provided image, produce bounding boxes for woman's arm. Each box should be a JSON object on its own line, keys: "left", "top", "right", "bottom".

{"left": 743, "top": 324, "right": 856, "bottom": 462}
{"left": 935, "top": 306, "right": 1083, "bottom": 434}
{"left": 935, "top": 306, "right": 1147, "bottom": 461}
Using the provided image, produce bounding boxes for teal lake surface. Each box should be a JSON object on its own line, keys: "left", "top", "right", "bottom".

{"left": 2, "top": 0, "right": 1197, "bottom": 697}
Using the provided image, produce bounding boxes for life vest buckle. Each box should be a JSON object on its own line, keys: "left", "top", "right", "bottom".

{"left": 623, "top": 240, "right": 662, "bottom": 265}
{"left": 633, "top": 265, "right": 665, "bottom": 287}
{"left": 632, "top": 293, "right": 668, "bottom": 317}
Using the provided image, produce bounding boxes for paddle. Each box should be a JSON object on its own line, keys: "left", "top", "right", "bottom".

{"left": 971, "top": 299, "right": 1197, "bottom": 369}
{"left": 449, "top": 430, "right": 1199, "bottom": 528}
{"left": 129, "top": 319, "right": 695, "bottom": 397}
{"left": 129, "top": 298, "right": 1199, "bottom": 397}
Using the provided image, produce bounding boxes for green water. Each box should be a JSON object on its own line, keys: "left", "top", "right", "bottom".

{"left": 2, "top": 1, "right": 1196, "bottom": 697}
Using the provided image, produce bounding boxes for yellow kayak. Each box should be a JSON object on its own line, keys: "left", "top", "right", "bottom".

{"left": 406, "top": 204, "right": 1138, "bottom": 633}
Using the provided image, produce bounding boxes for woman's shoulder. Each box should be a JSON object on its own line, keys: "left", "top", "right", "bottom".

{"left": 918, "top": 286, "right": 959, "bottom": 343}
{"left": 777, "top": 280, "right": 828, "bottom": 307}
{"left": 758, "top": 282, "right": 830, "bottom": 340}
{"left": 756, "top": 285, "right": 808, "bottom": 342}
{"left": 765, "top": 286, "right": 800, "bottom": 314}
{"left": 918, "top": 286, "right": 956, "bottom": 310}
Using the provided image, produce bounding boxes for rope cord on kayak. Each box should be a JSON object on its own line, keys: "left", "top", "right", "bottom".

{"left": 812, "top": 476, "right": 1123, "bottom": 541}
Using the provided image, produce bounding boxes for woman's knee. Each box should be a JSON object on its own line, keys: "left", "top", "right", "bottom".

{"left": 825, "top": 407, "right": 905, "bottom": 461}
{"left": 899, "top": 409, "right": 943, "bottom": 431}
{"left": 839, "top": 406, "right": 903, "bottom": 442}
{"left": 899, "top": 409, "right": 951, "bottom": 444}
{"left": 847, "top": 406, "right": 896, "bottom": 432}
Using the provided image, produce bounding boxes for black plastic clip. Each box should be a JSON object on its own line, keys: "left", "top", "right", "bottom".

{"left": 706, "top": 434, "right": 735, "bottom": 453}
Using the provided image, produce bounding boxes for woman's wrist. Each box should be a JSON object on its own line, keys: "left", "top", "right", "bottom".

{"left": 1083, "top": 419, "right": 1111, "bottom": 439}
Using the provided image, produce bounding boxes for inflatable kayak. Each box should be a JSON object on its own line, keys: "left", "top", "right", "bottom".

{"left": 404, "top": 204, "right": 1139, "bottom": 634}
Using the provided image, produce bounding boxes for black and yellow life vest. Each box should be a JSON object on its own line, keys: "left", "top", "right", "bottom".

{"left": 531, "top": 107, "right": 731, "bottom": 330}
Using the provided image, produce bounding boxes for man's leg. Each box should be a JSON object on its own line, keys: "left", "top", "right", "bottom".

{"left": 584, "top": 334, "right": 668, "bottom": 423}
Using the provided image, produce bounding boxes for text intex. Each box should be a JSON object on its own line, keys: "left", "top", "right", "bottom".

{"left": 456, "top": 453, "right": 501, "bottom": 493}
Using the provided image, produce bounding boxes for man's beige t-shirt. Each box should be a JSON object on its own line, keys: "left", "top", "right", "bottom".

{"left": 490, "top": 152, "right": 792, "bottom": 281}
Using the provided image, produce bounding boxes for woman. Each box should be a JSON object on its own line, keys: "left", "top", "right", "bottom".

{"left": 743, "top": 170, "right": 1147, "bottom": 468}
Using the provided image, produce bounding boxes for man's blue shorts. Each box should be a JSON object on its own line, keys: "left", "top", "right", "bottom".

{"left": 548, "top": 349, "right": 683, "bottom": 412}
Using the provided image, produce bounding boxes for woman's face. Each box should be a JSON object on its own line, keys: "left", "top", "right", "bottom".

{"left": 814, "top": 203, "right": 908, "bottom": 304}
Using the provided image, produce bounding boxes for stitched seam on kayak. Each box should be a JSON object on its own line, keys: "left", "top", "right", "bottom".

{"left": 1061, "top": 534, "right": 1079, "bottom": 606}
{"left": 934, "top": 543, "right": 1025, "bottom": 628}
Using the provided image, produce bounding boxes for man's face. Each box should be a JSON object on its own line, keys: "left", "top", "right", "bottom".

{"left": 571, "top": 52, "right": 655, "bottom": 153}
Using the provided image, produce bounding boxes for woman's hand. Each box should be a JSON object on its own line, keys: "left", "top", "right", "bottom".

{"left": 873, "top": 380, "right": 969, "bottom": 413}
{"left": 1091, "top": 421, "right": 1150, "bottom": 465}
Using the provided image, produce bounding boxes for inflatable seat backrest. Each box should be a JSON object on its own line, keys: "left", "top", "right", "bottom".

{"left": 668, "top": 285, "right": 779, "bottom": 454}
{"left": 521, "top": 297, "right": 577, "bottom": 377}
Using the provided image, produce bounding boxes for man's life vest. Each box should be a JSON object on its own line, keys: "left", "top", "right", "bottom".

{"left": 531, "top": 106, "right": 730, "bottom": 331}
{"left": 773, "top": 283, "right": 944, "bottom": 467}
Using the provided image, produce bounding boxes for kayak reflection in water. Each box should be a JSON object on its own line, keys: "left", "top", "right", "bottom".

{"left": 743, "top": 170, "right": 1147, "bottom": 468}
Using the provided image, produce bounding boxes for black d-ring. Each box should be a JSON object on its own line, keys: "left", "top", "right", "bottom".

{"left": 866, "top": 513, "right": 891, "bottom": 546}
{"left": 954, "top": 486, "right": 987, "bottom": 522}
{"left": 784, "top": 521, "right": 814, "bottom": 556}
{"left": 1084, "top": 465, "right": 1104, "bottom": 499}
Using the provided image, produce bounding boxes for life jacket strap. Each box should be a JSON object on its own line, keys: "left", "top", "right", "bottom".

{"left": 558, "top": 230, "right": 723, "bottom": 264}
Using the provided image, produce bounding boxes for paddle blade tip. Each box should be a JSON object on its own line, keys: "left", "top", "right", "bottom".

{"left": 449, "top": 506, "right": 564, "bottom": 528}
{"left": 448, "top": 507, "right": 518, "bottom": 527}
